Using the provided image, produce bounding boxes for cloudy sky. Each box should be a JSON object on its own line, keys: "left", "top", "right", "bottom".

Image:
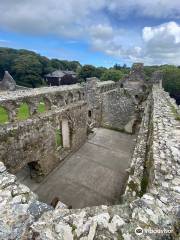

{"left": 0, "top": 0, "right": 180, "bottom": 67}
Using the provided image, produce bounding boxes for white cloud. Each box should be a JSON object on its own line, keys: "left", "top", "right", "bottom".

{"left": 89, "top": 21, "right": 180, "bottom": 65}
{"left": 0, "top": 1, "right": 180, "bottom": 65}
{"left": 142, "top": 22, "right": 180, "bottom": 65}
{"left": 107, "top": 0, "right": 180, "bottom": 19}
{"left": 0, "top": 0, "right": 180, "bottom": 37}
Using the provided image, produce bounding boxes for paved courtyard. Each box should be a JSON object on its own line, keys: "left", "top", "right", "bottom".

{"left": 17, "top": 128, "right": 136, "bottom": 208}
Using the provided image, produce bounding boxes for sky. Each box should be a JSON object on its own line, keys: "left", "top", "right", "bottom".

{"left": 0, "top": 0, "right": 180, "bottom": 67}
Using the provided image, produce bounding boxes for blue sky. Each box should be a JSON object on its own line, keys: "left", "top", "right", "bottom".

{"left": 0, "top": 0, "right": 180, "bottom": 67}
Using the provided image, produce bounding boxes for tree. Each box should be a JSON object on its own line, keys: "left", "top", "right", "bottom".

{"left": 160, "top": 65, "right": 180, "bottom": 95}
{"left": 0, "top": 47, "right": 81, "bottom": 87}
{"left": 11, "top": 54, "right": 43, "bottom": 87}
{"left": 100, "top": 69, "right": 124, "bottom": 82}
{"left": 78, "top": 65, "right": 97, "bottom": 80}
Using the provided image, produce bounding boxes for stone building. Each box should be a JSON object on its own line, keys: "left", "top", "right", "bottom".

{"left": 45, "top": 70, "right": 77, "bottom": 86}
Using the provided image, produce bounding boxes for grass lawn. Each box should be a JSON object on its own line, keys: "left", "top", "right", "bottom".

{"left": 0, "top": 106, "right": 9, "bottom": 124}
{"left": 17, "top": 103, "right": 30, "bottom": 120}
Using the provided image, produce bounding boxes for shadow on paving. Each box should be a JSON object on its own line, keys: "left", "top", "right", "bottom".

{"left": 16, "top": 128, "right": 136, "bottom": 208}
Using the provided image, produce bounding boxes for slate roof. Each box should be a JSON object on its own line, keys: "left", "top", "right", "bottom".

{"left": 45, "top": 70, "right": 76, "bottom": 78}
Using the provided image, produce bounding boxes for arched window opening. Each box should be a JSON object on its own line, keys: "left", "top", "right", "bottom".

{"left": 37, "top": 100, "right": 46, "bottom": 113}
{"left": 0, "top": 106, "right": 9, "bottom": 124}
{"left": 17, "top": 103, "right": 30, "bottom": 120}
{"left": 44, "top": 97, "right": 51, "bottom": 110}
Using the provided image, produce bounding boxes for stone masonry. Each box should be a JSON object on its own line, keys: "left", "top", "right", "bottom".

{"left": 0, "top": 83, "right": 179, "bottom": 239}
{"left": 0, "top": 64, "right": 179, "bottom": 239}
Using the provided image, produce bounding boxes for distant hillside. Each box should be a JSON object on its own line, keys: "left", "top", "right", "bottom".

{"left": 0, "top": 47, "right": 81, "bottom": 88}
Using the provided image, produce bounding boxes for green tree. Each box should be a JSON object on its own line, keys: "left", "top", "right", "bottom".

{"left": 78, "top": 65, "right": 97, "bottom": 80}
{"left": 160, "top": 65, "right": 180, "bottom": 95}
{"left": 101, "top": 69, "right": 124, "bottom": 82}
{"left": 0, "top": 47, "right": 82, "bottom": 87}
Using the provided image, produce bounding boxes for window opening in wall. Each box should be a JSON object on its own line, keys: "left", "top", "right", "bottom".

{"left": 61, "top": 119, "right": 70, "bottom": 148}
{"left": 0, "top": 106, "right": 9, "bottom": 124}
{"left": 37, "top": 101, "right": 46, "bottom": 113}
{"left": 56, "top": 128, "right": 62, "bottom": 147}
{"left": 17, "top": 103, "right": 30, "bottom": 120}
{"left": 88, "top": 110, "right": 92, "bottom": 118}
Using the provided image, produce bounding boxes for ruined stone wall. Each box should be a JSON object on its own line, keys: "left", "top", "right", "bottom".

{"left": 101, "top": 88, "right": 136, "bottom": 132}
{"left": 85, "top": 78, "right": 116, "bottom": 127}
{"left": 0, "top": 85, "right": 87, "bottom": 177}
{"left": 85, "top": 78, "right": 137, "bottom": 132}
{"left": 0, "top": 85, "right": 179, "bottom": 239}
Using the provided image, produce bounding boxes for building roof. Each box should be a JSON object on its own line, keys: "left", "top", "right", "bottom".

{"left": 45, "top": 70, "right": 76, "bottom": 78}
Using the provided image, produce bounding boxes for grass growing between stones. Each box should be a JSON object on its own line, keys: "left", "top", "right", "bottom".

{"left": 0, "top": 106, "right": 9, "bottom": 124}
{"left": 17, "top": 103, "right": 30, "bottom": 120}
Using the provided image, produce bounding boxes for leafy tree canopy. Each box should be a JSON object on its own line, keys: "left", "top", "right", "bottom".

{"left": 0, "top": 47, "right": 81, "bottom": 87}
{"left": 101, "top": 69, "right": 124, "bottom": 82}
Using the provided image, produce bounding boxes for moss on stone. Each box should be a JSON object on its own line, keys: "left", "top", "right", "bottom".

{"left": 140, "top": 172, "right": 149, "bottom": 196}
{"left": 117, "top": 230, "right": 124, "bottom": 240}
{"left": 128, "top": 180, "right": 139, "bottom": 193}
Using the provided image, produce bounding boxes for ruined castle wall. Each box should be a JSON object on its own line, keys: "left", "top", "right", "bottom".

{"left": 101, "top": 88, "right": 136, "bottom": 132}
{"left": 0, "top": 85, "right": 87, "bottom": 176}
{"left": 0, "top": 85, "right": 179, "bottom": 240}
{"left": 85, "top": 78, "right": 116, "bottom": 127}
{"left": 85, "top": 78, "right": 137, "bottom": 132}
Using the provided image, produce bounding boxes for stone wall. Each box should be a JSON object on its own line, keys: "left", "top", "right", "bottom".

{"left": 0, "top": 85, "right": 87, "bottom": 178}
{"left": 101, "top": 89, "right": 136, "bottom": 132}
{"left": 85, "top": 77, "right": 116, "bottom": 128}
{"left": 20, "top": 85, "right": 179, "bottom": 240}
{"left": 0, "top": 85, "right": 179, "bottom": 239}
{"left": 85, "top": 77, "right": 138, "bottom": 133}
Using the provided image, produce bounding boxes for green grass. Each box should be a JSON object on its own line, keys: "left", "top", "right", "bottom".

{"left": 56, "top": 129, "right": 62, "bottom": 147}
{"left": 37, "top": 102, "right": 46, "bottom": 113}
{"left": 17, "top": 103, "right": 30, "bottom": 120}
{"left": 0, "top": 106, "right": 9, "bottom": 124}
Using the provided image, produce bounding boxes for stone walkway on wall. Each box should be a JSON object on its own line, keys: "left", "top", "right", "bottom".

{"left": 17, "top": 128, "right": 136, "bottom": 208}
